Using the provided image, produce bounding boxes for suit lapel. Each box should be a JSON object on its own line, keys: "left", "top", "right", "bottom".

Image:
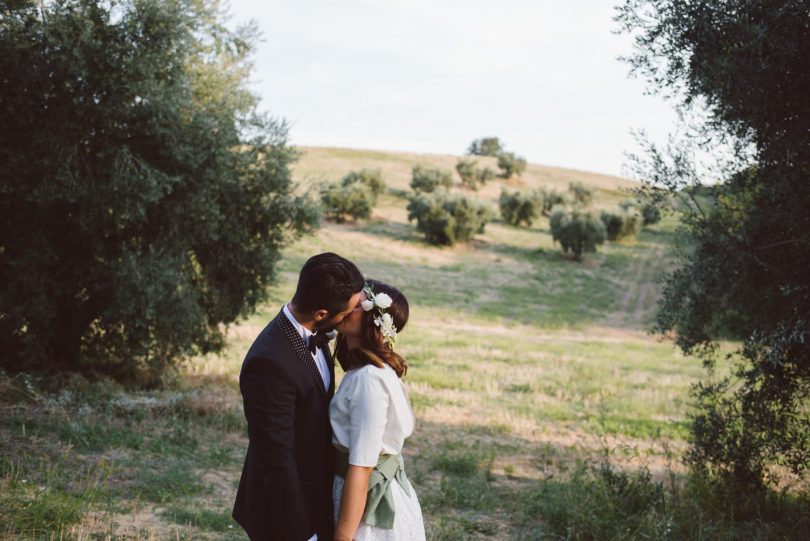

{"left": 277, "top": 310, "right": 327, "bottom": 397}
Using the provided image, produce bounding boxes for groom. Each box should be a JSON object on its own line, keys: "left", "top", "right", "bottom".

{"left": 233, "top": 252, "right": 365, "bottom": 541}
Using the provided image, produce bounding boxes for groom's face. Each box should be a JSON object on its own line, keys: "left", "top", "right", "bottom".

{"left": 314, "top": 291, "right": 363, "bottom": 330}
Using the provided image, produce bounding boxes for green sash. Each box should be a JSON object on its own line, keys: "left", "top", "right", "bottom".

{"left": 335, "top": 449, "right": 413, "bottom": 529}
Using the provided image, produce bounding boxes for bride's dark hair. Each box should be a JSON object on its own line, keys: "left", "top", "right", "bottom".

{"left": 334, "top": 279, "right": 409, "bottom": 378}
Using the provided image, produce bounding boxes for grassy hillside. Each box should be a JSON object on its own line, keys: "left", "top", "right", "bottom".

{"left": 294, "top": 146, "right": 637, "bottom": 207}
{"left": 3, "top": 148, "right": 767, "bottom": 540}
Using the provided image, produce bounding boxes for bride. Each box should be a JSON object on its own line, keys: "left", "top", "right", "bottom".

{"left": 330, "top": 279, "right": 426, "bottom": 541}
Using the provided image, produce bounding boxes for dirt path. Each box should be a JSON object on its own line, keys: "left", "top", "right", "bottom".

{"left": 605, "top": 242, "right": 668, "bottom": 330}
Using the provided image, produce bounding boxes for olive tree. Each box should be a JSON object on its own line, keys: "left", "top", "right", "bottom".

{"left": 407, "top": 193, "right": 492, "bottom": 246}
{"left": 617, "top": 0, "right": 810, "bottom": 486}
{"left": 549, "top": 209, "right": 606, "bottom": 260}
{"left": 0, "top": 0, "right": 319, "bottom": 384}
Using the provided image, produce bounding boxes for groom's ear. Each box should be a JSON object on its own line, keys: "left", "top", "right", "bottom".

{"left": 312, "top": 309, "right": 330, "bottom": 322}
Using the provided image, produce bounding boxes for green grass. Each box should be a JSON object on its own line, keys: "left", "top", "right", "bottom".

{"left": 2, "top": 148, "right": 803, "bottom": 539}
{"left": 162, "top": 504, "right": 241, "bottom": 534}
{"left": 515, "top": 461, "right": 810, "bottom": 541}
{"left": 0, "top": 451, "right": 110, "bottom": 536}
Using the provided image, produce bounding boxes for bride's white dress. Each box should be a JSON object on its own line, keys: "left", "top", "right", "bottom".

{"left": 330, "top": 363, "right": 426, "bottom": 541}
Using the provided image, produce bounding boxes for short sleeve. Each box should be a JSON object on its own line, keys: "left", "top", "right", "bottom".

{"left": 347, "top": 368, "right": 390, "bottom": 467}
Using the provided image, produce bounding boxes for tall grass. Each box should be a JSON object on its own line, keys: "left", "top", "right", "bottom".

{"left": 0, "top": 451, "right": 110, "bottom": 536}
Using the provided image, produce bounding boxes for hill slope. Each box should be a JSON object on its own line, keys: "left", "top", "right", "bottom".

{"left": 294, "top": 146, "right": 638, "bottom": 205}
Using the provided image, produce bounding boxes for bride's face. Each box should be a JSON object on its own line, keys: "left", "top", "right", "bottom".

{"left": 335, "top": 290, "right": 367, "bottom": 338}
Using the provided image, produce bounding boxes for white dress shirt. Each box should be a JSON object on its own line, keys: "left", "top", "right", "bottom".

{"left": 283, "top": 304, "right": 331, "bottom": 392}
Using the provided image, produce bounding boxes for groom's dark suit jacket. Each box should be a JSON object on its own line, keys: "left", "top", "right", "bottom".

{"left": 233, "top": 309, "right": 336, "bottom": 541}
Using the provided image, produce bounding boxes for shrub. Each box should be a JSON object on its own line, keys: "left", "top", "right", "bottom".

{"left": 541, "top": 189, "right": 569, "bottom": 216}
{"left": 549, "top": 208, "right": 606, "bottom": 260}
{"left": 407, "top": 193, "right": 493, "bottom": 245}
{"left": 320, "top": 183, "right": 373, "bottom": 223}
{"left": 461, "top": 160, "right": 489, "bottom": 189}
{"left": 467, "top": 137, "right": 503, "bottom": 157}
{"left": 499, "top": 189, "right": 544, "bottom": 227}
{"left": 456, "top": 159, "right": 495, "bottom": 190}
{"left": 568, "top": 181, "right": 593, "bottom": 206}
{"left": 641, "top": 202, "right": 662, "bottom": 225}
{"left": 410, "top": 165, "right": 453, "bottom": 193}
{"left": 496, "top": 152, "right": 527, "bottom": 178}
{"left": 600, "top": 210, "right": 642, "bottom": 241}
{"left": 341, "top": 169, "right": 386, "bottom": 200}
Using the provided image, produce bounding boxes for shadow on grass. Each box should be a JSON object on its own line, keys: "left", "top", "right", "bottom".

{"left": 356, "top": 218, "right": 425, "bottom": 244}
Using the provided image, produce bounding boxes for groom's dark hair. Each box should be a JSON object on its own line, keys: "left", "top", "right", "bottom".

{"left": 292, "top": 252, "right": 365, "bottom": 315}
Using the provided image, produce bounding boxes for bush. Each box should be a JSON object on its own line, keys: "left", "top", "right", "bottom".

{"left": 540, "top": 189, "right": 569, "bottom": 216}
{"left": 410, "top": 165, "right": 453, "bottom": 193}
{"left": 549, "top": 208, "right": 606, "bottom": 260}
{"left": 320, "top": 183, "right": 373, "bottom": 223}
{"left": 341, "top": 169, "right": 386, "bottom": 200}
{"left": 499, "top": 189, "right": 544, "bottom": 227}
{"left": 407, "top": 193, "right": 493, "bottom": 246}
{"left": 641, "top": 202, "right": 662, "bottom": 225}
{"left": 467, "top": 137, "right": 503, "bottom": 157}
{"left": 319, "top": 168, "right": 386, "bottom": 222}
{"left": 455, "top": 159, "right": 495, "bottom": 190}
{"left": 496, "top": 152, "right": 527, "bottom": 178}
{"left": 0, "top": 0, "right": 319, "bottom": 384}
{"left": 568, "top": 181, "right": 593, "bottom": 206}
{"left": 600, "top": 209, "right": 642, "bottom": 241}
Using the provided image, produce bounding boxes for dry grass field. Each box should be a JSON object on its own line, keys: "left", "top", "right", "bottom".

{"left": 2, "top": 147, "right": 747, "bottom": 539}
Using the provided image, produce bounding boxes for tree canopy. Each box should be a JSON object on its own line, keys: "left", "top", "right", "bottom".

{"left": 0, "top": 0, "right": 319, "bottom": 384}
{"left": 616, "top": 0, "right": 810, "bottom": 486}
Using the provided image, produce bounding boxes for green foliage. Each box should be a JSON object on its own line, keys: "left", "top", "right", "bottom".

{"left": 498, "top": 189, "right": 543, "bottom": 227}
{"left": 467, "top": 137, "right": 503, "bottom": 157}
{"left": 568, "top": 181, "right": 594, "bottom": 206}
{"left": 641, "top": 202, "right": 662, "bottom": 225}
{"left": 410, "top": 165, "right": 453, "bottom": 193}
{"left": 496, "top": 151, "right": 527, "bottom": 178}
{"left": 541, "top": 189, "right": 569, "bottom": 216}
{"left": 320, "top": 168, "right": 386, "bottom": 222}
{"left": 407, "top": 193, "right": 493, "bottom": 246}
{"left": 550, "top": 208, "right": 606, "bottom": 260}
{"left": 0, "top": 0, "right": 319, "bottom": 384}
{"left": 600, "top": 209, "right": 642, "bottom": 241}
{"left": 320, "top": 182, "right": 374, "bottom": 223}
{"left": 519, "top": 460, "right": 810, "bottom": 540}
{"left": 620, "top": 199, "right": 662, "bottom": 226}
{"left": 341, "top": 168, "right": 386, "bottom": 199}
{"left": 618, "top": 0, "right": 810, "bottom": 486}
{"left": 455, "top": 158, "right": 494, "bottom": 190}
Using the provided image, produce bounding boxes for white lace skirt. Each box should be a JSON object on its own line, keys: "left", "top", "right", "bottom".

{"left": 333, "top": 475, "right": 426, "bottom": 541}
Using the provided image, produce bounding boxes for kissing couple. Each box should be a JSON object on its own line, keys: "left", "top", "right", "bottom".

{"left": 232, "top": 252, "right": 426, "bottom": 541}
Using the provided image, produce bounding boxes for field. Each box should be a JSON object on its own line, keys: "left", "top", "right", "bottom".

{"left": 1, "top": 147, "right": 730, "bottom": 539}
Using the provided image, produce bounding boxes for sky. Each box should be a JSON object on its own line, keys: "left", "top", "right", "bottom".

{"left": 226, "top": 0, "right": 679, "bottom": 178}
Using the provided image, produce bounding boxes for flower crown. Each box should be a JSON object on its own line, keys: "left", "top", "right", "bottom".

{"left": 361, "top": 284, "right": 397, "bottom": 348}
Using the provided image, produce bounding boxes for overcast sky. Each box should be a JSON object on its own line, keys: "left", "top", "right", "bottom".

{"left": 226, "top": 0, "right": 678, "bottom": 177}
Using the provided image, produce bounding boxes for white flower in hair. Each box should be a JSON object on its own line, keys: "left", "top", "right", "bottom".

{"left": 374, "top": 292, "right": 393, "bottom": 309}
{"left": 363, "top": 283, "right": 399, "bottom": 348}
{"left": 374, "top": 313, "right": 397, "bottom": 347}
